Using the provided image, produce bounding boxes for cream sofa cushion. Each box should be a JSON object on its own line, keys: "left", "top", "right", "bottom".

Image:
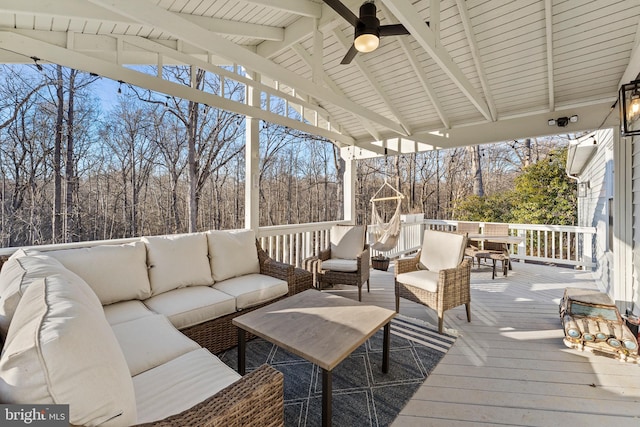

{"left": 103, "top": 300, "right": 155, "bottom": 326}
{"left": 133, "top": 349, "right": 240, "bottom": 424}
{"left": 330, "top": 225, "right": 365, "bottom": 259}
{"left": 0, "top": 274, "right": 136, "bottom": 426}
{"left": 207, "top": 229, "right": 260, "bottom": 282}
{"left": 0, "top": 254, "right": 86, "bottom": 339}
{"left": 47, "top": 242, "right": 151, "bottom": 305}
{"left": 213, "top": 273, "right": 288, "bottom": 310}
{"left": 418, "top": 230, "right": 466, "bottom": 272}
{"left": 143, "top": 286, "right": 236, "bottom": 330}
{"left": 110, "top": 314, "right": 200, "bottom": 376}
{"left": 143, "top": 233, "right": 213, "bottom": 295}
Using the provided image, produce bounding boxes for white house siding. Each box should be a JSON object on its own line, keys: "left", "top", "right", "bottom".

{"left": 576, "top": 130, "right": 615, "bottom": 297}
{"left": 631, "top": 131, "right": 640, "bottom": 317}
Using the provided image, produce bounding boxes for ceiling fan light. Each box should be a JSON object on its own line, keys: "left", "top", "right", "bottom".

{"left": 354, "top": 33, "right": 379, "bottom": 52}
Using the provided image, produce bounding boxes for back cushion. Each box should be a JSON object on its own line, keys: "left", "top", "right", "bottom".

{"left": 143, "top": 233, "right": 213, "bottom": 296}
{"left": 47, "top": 242, "right": 151, "bottom": 305}
{"left": 0, "top": 254, "right": 87, "bottom": 339}
{"left": 330, "top": 225, "right": 365, "bottom": 259}
{"left": 207, "top": 230, "right": 260, "bottom": 282}
{"left": 0, "top": 274, "right": 137, "bottom": 426}
{"left": 419, "top": 230, "right": 466, "bottom": 272}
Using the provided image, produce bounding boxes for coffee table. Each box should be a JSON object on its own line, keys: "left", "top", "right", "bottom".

{"left": 232, "top": 289, "right": 395, "bottom": 427}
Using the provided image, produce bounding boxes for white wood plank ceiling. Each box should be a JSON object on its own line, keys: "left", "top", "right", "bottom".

{"left": 0, "top": 0, "right": 638, "bottom": 156}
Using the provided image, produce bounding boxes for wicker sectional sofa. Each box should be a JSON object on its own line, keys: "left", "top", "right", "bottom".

{"left": 0, "top": 229, "right": 313, "bottom": 426}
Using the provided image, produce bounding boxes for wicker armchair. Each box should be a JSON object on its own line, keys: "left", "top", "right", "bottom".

{"left": 304, "top": 224, "right": 370, "bottom": 301}
{"left": 395, "top": 229, "right": 471, "bottom": 333}
{"left": 481, "top": 223, "right": 511, "bottom": 274}
{"left": 456, "top": 221, "right": 482, "bottom": 265}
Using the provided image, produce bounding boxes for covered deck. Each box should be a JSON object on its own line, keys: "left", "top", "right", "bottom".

{"left": 323, "top": 262, "right": 640, "bottom": 426}
{"left": 0, "top": 1, "right": 639, "bottom": 425}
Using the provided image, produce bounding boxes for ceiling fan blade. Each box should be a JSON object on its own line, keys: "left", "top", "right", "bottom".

{"left": 379, "top": 24, "right": 410, "bottom": 36}
{"left": 323, "top": 0, "right": 359, "bottom": 27}
{"left": 340, "top": 44, "right": 359, "bottom": 65}
{"left": 379, "top": 21, "right": 429, "bottom": 37}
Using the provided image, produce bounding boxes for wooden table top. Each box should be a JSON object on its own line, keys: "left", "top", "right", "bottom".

{"left": 233, "top": 289, "right": 395, "bottom": 371}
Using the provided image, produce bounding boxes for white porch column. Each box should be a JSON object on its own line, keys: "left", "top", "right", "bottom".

{"left": 245, "top": 72, "right": 260, "bottom": 231}
{"left": 341, "top": 147, "right": 356, "bottom": 223}
{"left": 613, "top": 130, "right": 634, "bottom": 313}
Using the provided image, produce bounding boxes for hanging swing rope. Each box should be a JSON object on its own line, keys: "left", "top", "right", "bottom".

{"left": 370, "top": 180, "right": 404, "bottom": 252}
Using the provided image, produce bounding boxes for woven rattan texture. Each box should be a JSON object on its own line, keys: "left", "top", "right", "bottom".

{"left": 138, "top": 364, "right": 284, "bottom": 427}
{"left": 395, "top": 252, "right": 471, "bottom": 333}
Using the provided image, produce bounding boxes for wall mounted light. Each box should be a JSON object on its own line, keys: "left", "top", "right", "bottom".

{"left": 619, "top": 80, "right": 640, "bottom": 136}
{"left": 547, "top": 115, "right": 578, "bottom": 127}
{"left": 577, "top": 182, "right": 589, "bottom": 198}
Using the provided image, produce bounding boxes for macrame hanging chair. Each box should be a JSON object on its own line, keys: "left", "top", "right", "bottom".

{"left": 370, "top": 180, "right": 404, "bottom": 252}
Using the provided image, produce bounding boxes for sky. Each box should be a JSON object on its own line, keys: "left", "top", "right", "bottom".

{"left": 90, "top": 77, "right": 121, "bottom": 112}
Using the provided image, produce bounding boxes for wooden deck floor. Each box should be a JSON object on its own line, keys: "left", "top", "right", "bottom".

{"left": 323, "top": 261, "right": 640, "bottom": 426}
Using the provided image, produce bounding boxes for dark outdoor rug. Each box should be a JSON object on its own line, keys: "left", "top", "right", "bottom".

{"left": 219, "top": 315, "right": 456, "bottom": 427}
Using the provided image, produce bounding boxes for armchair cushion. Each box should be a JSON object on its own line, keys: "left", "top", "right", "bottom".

{"left": 396, "top": 270, "right": 439, "bottom": 293}
{"left": 0, "top": 274, "right": 136, "bottom": 426}
{"left": 418, "top": 230, "right": 466, "bottom": 272}
{"left": 207, "top": 229, "right": 260, "bottom": 282}
{"left": 143, "top": 233, "right": 213, "bottom": 295}
{"left": 330, "top": 225, "right": 365, "bottom": 259}
{"left": 321, "top": 258, "right": 358, "bottom": 272}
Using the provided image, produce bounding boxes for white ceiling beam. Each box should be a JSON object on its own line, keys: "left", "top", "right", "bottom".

{"left": 0, "top": 29, "right": 227, "bottom": 64}
{"left": 396, "top": 37, "right": 450, "bottom": 129}
{"left": 256, "top": 17, "right": 315, "bottom": 59}
{"left": 175, "top": 15, "right": 283, "bottom": 41}
{"left": 256, "top": 4, "right": 342, "bottom": 59}
{"left": 381, "top": 0, "right": 492, "bottom": 122}
{"left": 89, "top": 0, "right": 406, "bottom": 136}
{"left": 121, "top": 35, "right": 334, "bottom": 124}
{"left": 430, "top": 0, "right": 440, "bottom": 45}
{"left": 378, "top": 4, "right": 449, "bottom": 129}
{"left": 311, "top": 25, "right": 323, "bottom": 85}
{"left": 545, "top": 0, "right": 555, "bottom": 111}
{"left": 0, "top": 0, "right": 125, "bottom": 22}
{"left": 332, "top": 28, "right": 411, "bottom": 134}
{"left": 0, "top": 0, "right": 284, "bottom": 41}
{"left": 291, "top": 43, "right": 381, "bottom": 141}
{"left": 358, "top": 100, "right": 617, "bottom": 152}
{"left": 0, "top": 30, "right": 354, "bottom": 145}
{"left": 242, "top": 0, "right": 321, "bottom": 18}
{"left": 455, "top": 0, "right": 497, "bottom": 122}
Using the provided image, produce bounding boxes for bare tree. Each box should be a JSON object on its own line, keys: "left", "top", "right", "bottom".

{"left": 468, "top": 145, "right": 484, "bottom": 196}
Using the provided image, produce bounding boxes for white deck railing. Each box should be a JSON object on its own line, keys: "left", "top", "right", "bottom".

{"left": 370, "top": 220, "right": 596, "bottom": 270}
{"left": 259, "top": 219, "right": 596, "bottom": 270}
{"left": 257, "top": 220, "right": 348, "bottom": 268}
{"left": 0, "top": 219, "right": 596, "bottom": 270}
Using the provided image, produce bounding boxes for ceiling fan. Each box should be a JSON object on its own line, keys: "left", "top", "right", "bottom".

{"left": 323, "top": 0, "right": 427, "bottom": 64}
